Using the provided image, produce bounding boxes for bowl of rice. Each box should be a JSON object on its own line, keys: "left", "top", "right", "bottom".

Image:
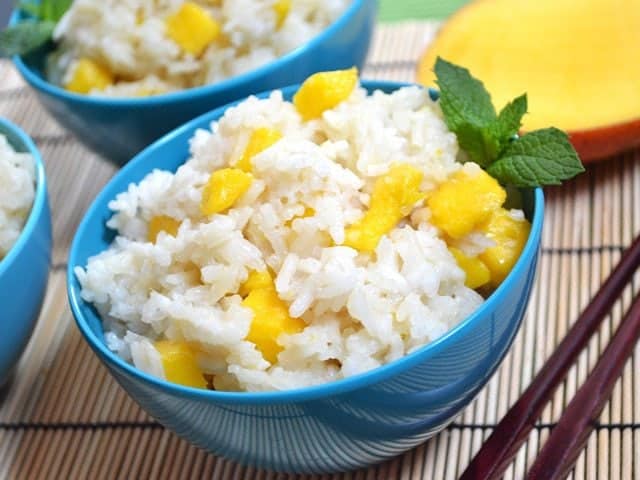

{"left": 0, "top": 118, "right": 52, "bottom": 386}
{"left": 11, "top": 0, "right": 376, "bottom": 164}
{"left": 68, "top": 70, "right": 543, "bottom": 473}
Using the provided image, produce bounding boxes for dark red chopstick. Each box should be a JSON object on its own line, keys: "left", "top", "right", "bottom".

{"left": 526, "top": 290, "right": 640, "bottom": 479}
{"left": 460, "top": 234, "right": 640, "bottom": 480}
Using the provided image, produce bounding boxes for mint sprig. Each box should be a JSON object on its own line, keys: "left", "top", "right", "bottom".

{"left": 0, "top": 0, "right": 72, "bottom": 57}
{"left": 434, "top": 57, "right": 584, "bottom": 187}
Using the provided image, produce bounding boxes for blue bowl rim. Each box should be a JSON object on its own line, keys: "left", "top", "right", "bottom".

{"left": 0, "top": 118, "right": 48, "bottom": 277}
{"left": 11, "top": 0, "right": 370, "bottom": 107}
{"left": 67, "top": 80, "right": 544, "bottom": 405}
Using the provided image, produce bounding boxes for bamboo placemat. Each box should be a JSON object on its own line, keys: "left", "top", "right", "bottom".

{"left": 0, "top": 21, "right": 639, "bottom": 479}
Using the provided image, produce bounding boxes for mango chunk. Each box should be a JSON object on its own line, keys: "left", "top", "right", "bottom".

{"left": 166, "top": 2, "right": 220, "bottom": 56}
{"left": 237, "top": 128, "right": 282, "bottom": 172}
{"left": 293, "top": 68, "right": 358, "bottom": 121}
{"left": 65, "top": 58, "right": 114, "bottom": 94}
{"left": 148, "top": 215, "right": 181, "bottom": 243}
{"left": 285, "top": 206, "right": 315, "bottom": 227}
{"left": 416, "top": 0, "right": 640, "bottom": 162}
{"left": 155, "top": 340, "right": 207, "bottom": 389}
{"left": 428, "top": 169, "right": 506, "bottom": 239}
{"left": 241, "top": 272, "right": 305, "bottom": 363}
{"left": 449, "top": 247, "right": 491, "bottom": 289}
{"left": 201, "top": 168, "right": 252, "bottom": 215}
{"left": 479, "top": 208, "right": 531, "bottom": 288}
{"left": 273, "top": 0, "right": 291, "bottom": 29}
{"left": 239, "top": 270, "right": 273, "bottom": 297}
{"left": 344, "top": 164, "right": 425, "bottom": 252}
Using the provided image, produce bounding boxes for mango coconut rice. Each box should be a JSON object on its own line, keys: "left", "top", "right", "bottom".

{"left": 76, "top": 69, "right": 531, "bottom": 392}
{"left": 51, "top": 0, "right": 349, "bottom": 96}
{"left": 0, "top": 135, "right": 35, "bottom": 260}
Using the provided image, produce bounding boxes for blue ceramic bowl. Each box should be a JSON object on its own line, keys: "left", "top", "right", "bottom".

{"left": 0, "top": 118, "right": 51, "bottom": 386}
{"left": 11, "top": 0, "right": 377, "bottom": 165}
{"left": 67, "top": 81, "right": 543, "bottom": 474}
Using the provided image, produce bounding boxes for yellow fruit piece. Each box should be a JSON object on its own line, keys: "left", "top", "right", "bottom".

{"left": 273, "top": 0, "right": 291, "bottom": 29}
{"left": 155, "top": 340, "right": 207, "bottom": 389}
{"left": 239, "top": 270, "right": 274, "bottom": 297}
{"left": 201, "top": 168, "right": 252, "bottom": 215}
{"left": 242, "top": 285, "right": 305, "bottom": 364}
{"left": 428, "top": 169, "right": 506, "bottom": 239}
{"left": 416, "top": 0, "right": 640, "bottom": 137}
{"left": 148, "top": 215, "right": 181, "bottom": 243}
{"left": 237, "top": 128, "right": 282, "bottom": 172}
{"left": 285, "top": 206, "right": 315, "bottom": 227}
{"left": 166, "top": 2, "right": 221, "bottom": 56}
{"left": 293, "top": 68, "right": 358, "bottom": 121}
{"left": 479, "top": 208, "right": 531, "bottom": 288}
{"left": 344, "top": 164, "right": 425, "bottom": 252}
{"left": 65, "top": 58, "right": 114, "bottom": 94}
{"left": 449, "top": 247, "right": 490, "bottom": 290}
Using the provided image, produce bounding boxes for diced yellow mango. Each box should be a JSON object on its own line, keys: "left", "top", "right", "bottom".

{"left": 344, "top": 164, "right": 425, "bottom": 252}
{"left": 155, "top": 340, "right": 207, "bottom": 388}
{"left": 237, "top": 128, "right": 282, "bottom": 172}
{"left": 449, "top": 247, "right": 491, "bottom": 289}
{"left": 293, "top": 68, "right": 358, "bottom": 121}
{"left": 479, "top": 208, "right": 531, "bottom": 288}
{"left": 65, "top": 58, "right": 114, "bottom": 94}
{"left": 201, "top": 168, "right": 253, "bottom": 215}
{"left": 273, "top": 0, "right": 291, "bottom": 29}
{"left": 242, "top": 284, "right": 305, "bottom": 364}
{"left": 285, "top": 206, "right": 315, "bottom": 227}
{"left": 166, "top": 2, "right": 221, "bottom": 56}
{"left": 148, "top": 215, "right": 181, "bottom": 243}
{"left": 239, "top": 270, "right": 274, "bottom": 297}
{"left": 428, "top": 169, "right": 506, "bottom": 239}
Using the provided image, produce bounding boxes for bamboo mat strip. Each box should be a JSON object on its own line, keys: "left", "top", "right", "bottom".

{"left": 0, "top": 21, "right": 639, "bottom": 479}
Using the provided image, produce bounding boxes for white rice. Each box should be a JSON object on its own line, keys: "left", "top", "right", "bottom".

{"left": 0, "top": 135, "right": 35, "bottom": 260}
{"left": 76, "top": 83, "right": 495, "bottom": 392}
{"left": 52, "top": 0, "right": 349, "bottom": 96}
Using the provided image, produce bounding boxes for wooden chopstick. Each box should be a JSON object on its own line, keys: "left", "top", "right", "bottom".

{"left": 460, "top": 234, "right": 640, "bottom": 480}
{"left": 526, "top": 290, "right": 640, "bottom": 479}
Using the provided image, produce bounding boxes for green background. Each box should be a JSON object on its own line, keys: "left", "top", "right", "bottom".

{"left": 379, "top": 0, "right": 467, "bottom": 21}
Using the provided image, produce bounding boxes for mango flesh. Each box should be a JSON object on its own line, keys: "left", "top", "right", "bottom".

{"left": 449, "top": 247, "right": 490, "bottom": 289}
{"left": 148, "top": 215, "right": 181, "bottom": 243}
{"left": 65, "top": 58, "right": 113, "bottom": 94}
{"left": 417, "top": 0, "right": 640, "bottom": 145}
{"left": 237, "top": 128, "right": 282, "bottom": 173}
{"left": 344, "top": 164, "right": 425, "bottom": 252}
{"left": 201, "top": 168, "right": 252, "bottom": 215}
{"left": 240, "top": 271, "right": 305, "bottom": 363}
{"left": 166, "top": 2, "right": 220, "bottom": 56}
{"left": 428, "top": 169, "right": 505, "bottom": 239}
{"left": 273, "top": 0, "right": 291, "bottom": 29}
{"left": 294, "top": 68, "right": 358, "bottom": 121}
{"left": 155, "top": 340, "right": 207, "bottom": 389}
{"left": 479, "top": 208, "right": 531, "bottom": 288}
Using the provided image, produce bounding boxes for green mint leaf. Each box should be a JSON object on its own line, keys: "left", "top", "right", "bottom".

{"left": 487, "top": 128, "right": 585, "bottom": 187}
{"left": 434, "top": 57, "right": 497, "bottom": 127}
{"left": 434, "top": 57, "right": 499, "bottom": 167}
{"left": 493, "top": 93, "right": 527, "bottom": 148}
{"left": 40, "top": 0, "right": 73, "bottom": 22}
{"left": 18, "top": 1, "right": 41, "bottom": 18}
{"left": 0, "top": 21, "right": 55, "bottom": 57}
